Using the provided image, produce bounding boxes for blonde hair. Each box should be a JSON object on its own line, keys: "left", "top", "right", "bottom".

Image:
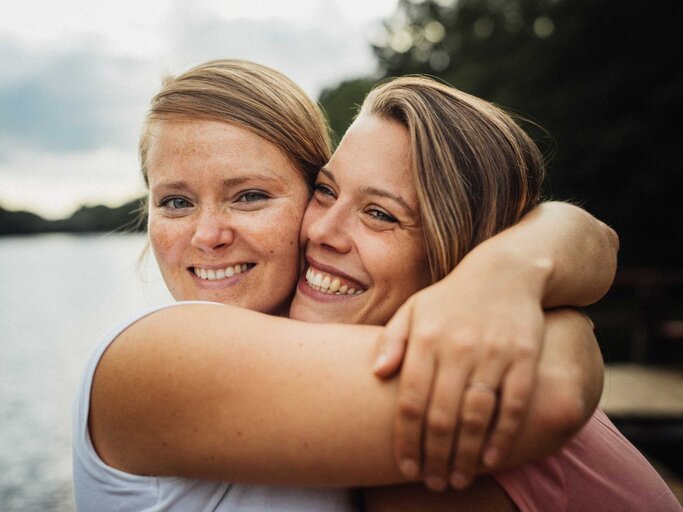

{"left": 139, "top": 59, "right": 332, "bottom": 186}
{"left": 362, "top": 76, "right": 545, "bottom": 282}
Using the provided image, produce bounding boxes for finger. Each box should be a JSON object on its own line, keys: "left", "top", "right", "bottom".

{"left": 373, "top": 300, "right": 413, "bottom": 378}
{"left": 482, "top": 358, "right": 536, "bottom": 468}
{"left": 449, "top": 380, "right": 500, "bottom": 488}
{"left": 421, "top": 357, "right": 470, "bottom": 491}
{"left": 394, "top": 339, "right": 436, "bottom": 479}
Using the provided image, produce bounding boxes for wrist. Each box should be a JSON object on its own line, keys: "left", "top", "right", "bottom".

{"left": 459, "top": 237, "right": 554, "bottom": 302}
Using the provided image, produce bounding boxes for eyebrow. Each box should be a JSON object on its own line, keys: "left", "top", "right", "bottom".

{"left": 320, "top": 167, "right": 416, "bottom": 216}
{"left": 151, "top": 173, "right": 283, "bottom": 192}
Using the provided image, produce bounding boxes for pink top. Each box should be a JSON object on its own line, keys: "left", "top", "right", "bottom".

{"left": 495, "top": 409, "right": 681, "bottom": 511}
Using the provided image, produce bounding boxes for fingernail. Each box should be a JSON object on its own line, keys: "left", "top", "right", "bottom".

{"left": 399, "top": 458, "right": 419, "bottom": 479}
{"left": 449, "top": 471, "right": 471, "bottom": 489}
{"left": 425, "top": 475, "right": 447, "bottom": 491}
{"left": 372, "top": 353, "right": 388, "bottom": 373}
{"left": 483, "top": 447, "right": 500, "bottom": 467}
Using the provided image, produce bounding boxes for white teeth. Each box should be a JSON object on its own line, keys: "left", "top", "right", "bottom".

{"left": 303, "top": 266, "right": 365, "bottom": 296}
{"left": 194, "top": 264, "right": 251, "bottom": 280}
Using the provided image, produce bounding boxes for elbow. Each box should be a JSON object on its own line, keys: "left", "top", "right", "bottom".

{"left": 536, "top": 361, "right": 602, "bottom": 441}
{"left": 596, "top": 219, "right": 620, "bottom": 297}
{"left": 537, "top": 386, "right": 589, "bottom": 442}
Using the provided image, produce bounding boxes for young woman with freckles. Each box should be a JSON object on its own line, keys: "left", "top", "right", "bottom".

{"left": 74, "top": 60, "right": 622, "bottom": 511}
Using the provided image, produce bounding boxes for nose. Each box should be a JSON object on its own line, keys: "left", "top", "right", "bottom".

{"left": 191, "top": 205, "right": 235, "bottom": 252}
{"left": 305, "top": 200, "right": 352, "bottom": 254}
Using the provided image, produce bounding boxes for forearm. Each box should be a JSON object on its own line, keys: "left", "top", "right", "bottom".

{"left": 464, "top": 201, "right": 619, "bottom": 308}
{"left": 488, "top": 308, "right": 603, "bottom": 471}
{"left": 90, "top": 303, "right": 410, "bottom": 486}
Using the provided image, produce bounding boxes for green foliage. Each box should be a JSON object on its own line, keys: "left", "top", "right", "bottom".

{"left": 319, "top": 77, "right": 379, "bottom": 145}
{"left": 319, "top": 0, "right": 683, "bottom": 266}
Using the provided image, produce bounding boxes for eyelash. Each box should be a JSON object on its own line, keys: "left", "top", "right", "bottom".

{"left": 366, "top": 208, "right": 398, "bottom": 224}
{"left": 313, "top": 183, "right": 398, "bottom": 224}
{"left": 236, "top": 190, "right": 271, "bottom": 203}
{"left": 313, "top": 183, "right": 335, "bottom": 198}
{"left": 158, "top": 196, "right": 192, "bottom": 209}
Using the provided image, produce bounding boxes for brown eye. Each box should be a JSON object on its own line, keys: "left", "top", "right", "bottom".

{"left": 313, "top": 183, "right": 335, "bottom": 198}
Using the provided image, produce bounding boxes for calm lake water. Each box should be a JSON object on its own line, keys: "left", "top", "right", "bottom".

{"left": 0, "top": 234, "right": 172, "bottom": 511}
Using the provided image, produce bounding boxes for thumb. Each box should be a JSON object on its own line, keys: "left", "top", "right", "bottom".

{"left": 373, "top": 299, "right": 413, "bottom": 378}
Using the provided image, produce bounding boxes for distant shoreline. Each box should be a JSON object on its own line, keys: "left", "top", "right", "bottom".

{"left": 0, "top": 198, "right": 146, "bottom": 236}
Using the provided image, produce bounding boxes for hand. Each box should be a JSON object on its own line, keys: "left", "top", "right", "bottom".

{"left": 373, "top": 253, "right": 546, "bottom": 491}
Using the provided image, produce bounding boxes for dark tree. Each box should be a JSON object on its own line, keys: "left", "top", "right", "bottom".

{"left": 320, "top": 0, "right": 683, "bottom": 267}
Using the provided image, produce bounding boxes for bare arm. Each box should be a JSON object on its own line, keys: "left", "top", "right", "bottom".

{"left": 363, "top": 308, "right": 603, "bottom": 510}
{"left": 478, "top": 201, "right": 619, "bottom": 308}
{"left": 90, "top": 304, "right": 600, "bottom": 487}
{"left": 374, "top": 201, "right": 616, "bottom": 488}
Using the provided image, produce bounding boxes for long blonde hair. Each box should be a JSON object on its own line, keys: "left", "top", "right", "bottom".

{"left": 139, "top": 59, "right": 332, "bottom": 187}
{"left": 362, "top": 76, "right": 545, "bottom": 282}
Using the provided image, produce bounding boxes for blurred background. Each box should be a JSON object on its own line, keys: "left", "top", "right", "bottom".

{"left": 1, "top": 0, "right": 681, "bottom": 509}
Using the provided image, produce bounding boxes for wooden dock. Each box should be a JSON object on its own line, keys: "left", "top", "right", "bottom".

{"left": 600, "top": 364, "right": 683, "bottom": 417}
{"left": 599, "top": 364, "right": 683, "bottom": 504}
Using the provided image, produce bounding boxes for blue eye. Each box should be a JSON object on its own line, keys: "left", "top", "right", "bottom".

{"left": 160, "top": 197, "right": 192, "bottom": 209}
{"left": 237, "top": 190, "right": 270, "bottom": 202}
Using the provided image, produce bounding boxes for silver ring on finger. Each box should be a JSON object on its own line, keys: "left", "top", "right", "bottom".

{"left": 466, "top": 382, "right": 498, "bottom": 396}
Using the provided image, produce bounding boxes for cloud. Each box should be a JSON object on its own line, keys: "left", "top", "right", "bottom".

{"left": 0, "top": 34, "right": 157, "bottom": 158}
{"left": 162, "top": 5, "right": 379, "bottom": 97}
{"left": 0, "top": 1, "right": 388, "bottom": 216}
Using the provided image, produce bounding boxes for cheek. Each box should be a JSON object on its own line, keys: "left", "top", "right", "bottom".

{"left": 253, "top": 201, "right": 306, "bottom": 263}
{"left": 148, "top": 218, "right": 183, "bottom": 269}
{"left": 380, "top": 240, "right": 430, "bottom": 297}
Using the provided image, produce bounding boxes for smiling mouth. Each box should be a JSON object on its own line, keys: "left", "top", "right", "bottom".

{"left": 305, "top": 266, "right": 366, "bottom": 295}
{"left": 192, "top": 263, "right": 255, "bottom": 281}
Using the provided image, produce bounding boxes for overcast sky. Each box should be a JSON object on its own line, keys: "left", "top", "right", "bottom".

{"left": 0, "top": 0, "right": 399, "bottom": 218}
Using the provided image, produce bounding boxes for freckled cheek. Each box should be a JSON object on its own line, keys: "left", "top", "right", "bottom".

{"left": 270, "top": 206, "right": 305, "bottom": 259}
{"left": 149, "top": 220, "right": 187, "bottom": 269}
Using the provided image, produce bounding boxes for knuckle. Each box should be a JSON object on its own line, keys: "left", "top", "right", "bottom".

{"left": 413, "top": 326, "right": 440, "bottom": 349}
{"left": 501, "top": 397, "right": 527, "bottom": 421}
{"left": 481, "top": 338, "right": 506, "bottom": 359}
{"left": 427, "top": 410, "right": 455, "bottom": 436}
{"left": 398, "top": 393, "right": 426, "bottom": 419}
{"left": 513, "top": 340, "right": 538, "bottom": 359}
{"left": 461, "top": 410, "right": 488, "bottom": 434}
{"left": 451, "top": 334, "right": 477, "bottom": 356}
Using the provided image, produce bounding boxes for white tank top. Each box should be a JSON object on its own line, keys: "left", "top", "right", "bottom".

{"left": 72, "top": 302, "right": 356, "bottom": 511}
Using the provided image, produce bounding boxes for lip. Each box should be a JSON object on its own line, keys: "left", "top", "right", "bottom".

{"left": 304, "top": 256, "right": 367, "bottom": 290}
